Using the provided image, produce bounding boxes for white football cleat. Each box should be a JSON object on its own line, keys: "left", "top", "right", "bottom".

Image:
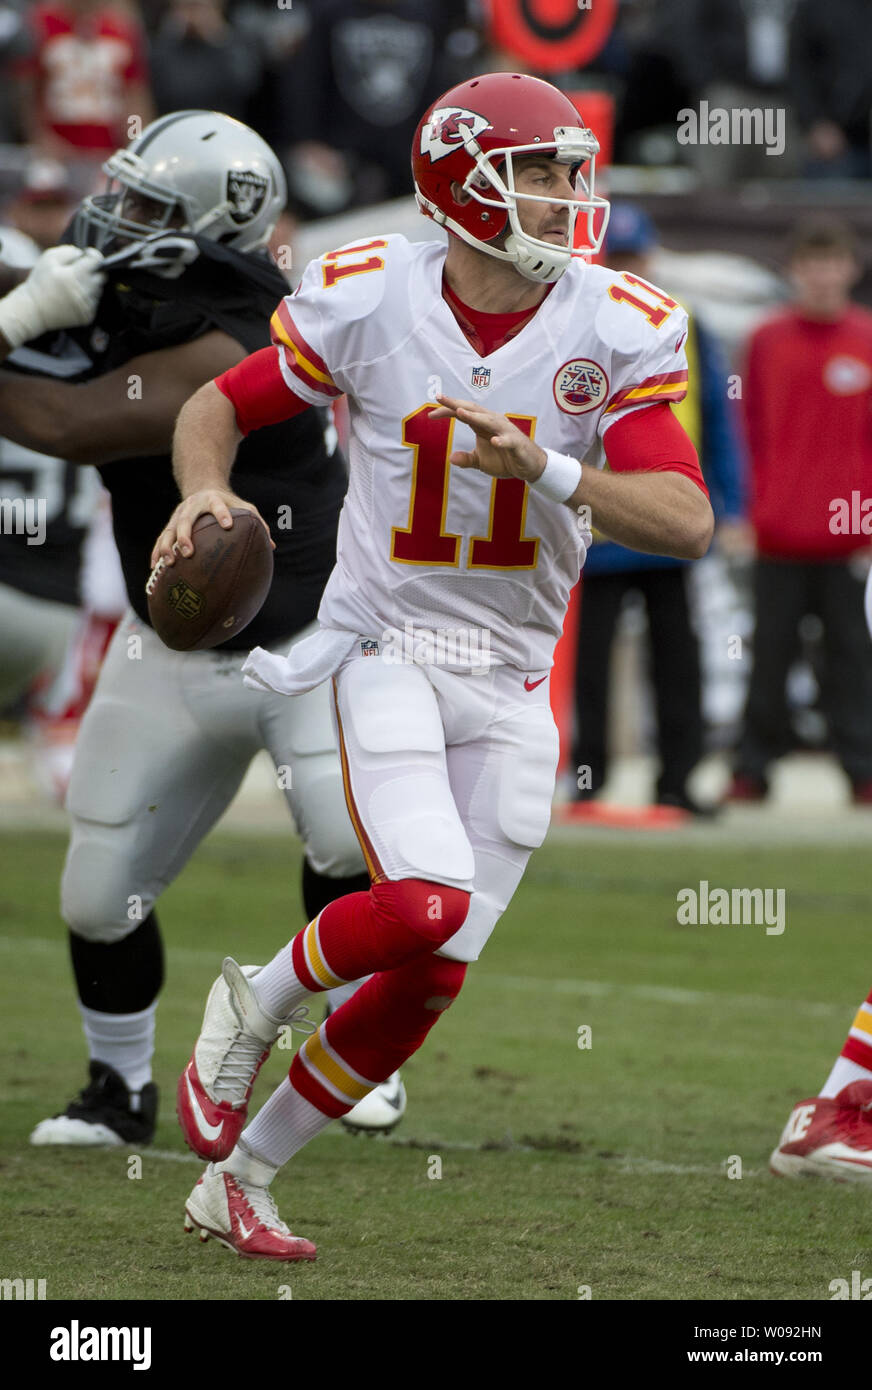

{"left": 184, "top": 1159, "right": 316, "bottom": 1262}
{"left": 341, "top": 1072, "right": 407, "bottom": 1135}
{"left": 177, "top": 960, "right": 312, "bottom": 1162}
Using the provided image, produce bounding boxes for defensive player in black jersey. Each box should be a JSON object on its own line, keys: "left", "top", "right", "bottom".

{"left": 0, "top": 112, "right": 406, "bottom": 1146}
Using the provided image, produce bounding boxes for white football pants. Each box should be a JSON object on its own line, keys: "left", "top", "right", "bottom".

{"left": 330, "top": 643, "right": 560, "bottom": 963}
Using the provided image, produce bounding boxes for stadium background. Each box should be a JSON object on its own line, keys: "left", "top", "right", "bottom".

{"left": 1, "top": 0, "right": 871, "bottom": 1308}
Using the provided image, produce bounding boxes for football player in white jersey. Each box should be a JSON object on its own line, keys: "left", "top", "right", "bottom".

{"left": 153, "top": 73, "right": 714, "bottom": 1261}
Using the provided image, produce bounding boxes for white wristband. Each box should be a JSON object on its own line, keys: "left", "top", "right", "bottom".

{"left": 530, "top": 449, "right": 583, "bottom": 504}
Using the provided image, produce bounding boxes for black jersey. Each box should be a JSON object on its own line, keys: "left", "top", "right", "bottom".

{"left": 0, "top": 439, "right": 102, "bottom": 607}
{"left": 5, "top": 237, "right": 346, "bottom": 649}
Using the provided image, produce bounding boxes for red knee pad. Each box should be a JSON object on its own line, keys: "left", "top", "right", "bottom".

{"left": 292, "top": 879, "right": 470, "bottom": 990}
{"left": 291, "top": 954, "right": 468, "bottom": 1116}
{"left": 371, "top": 878, "right": 470, "bottom": 947}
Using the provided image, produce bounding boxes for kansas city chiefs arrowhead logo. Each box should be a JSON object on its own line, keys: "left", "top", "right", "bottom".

{"left": 421, "top": 106, "right": 492, "bottom": 162}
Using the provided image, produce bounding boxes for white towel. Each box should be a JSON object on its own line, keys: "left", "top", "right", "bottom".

{"left": 242, "top": 627, "right": 358, "bottom": 696}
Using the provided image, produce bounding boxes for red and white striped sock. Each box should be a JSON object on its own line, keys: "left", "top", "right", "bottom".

{"left": 290, "top": 953, "right": 467, "bottom": 1119}
{"left": 819, "top": 989, "right": 872, "bottom": 1098}
{"left": 240, "top": 954, "right": 468, "bottom": 1168}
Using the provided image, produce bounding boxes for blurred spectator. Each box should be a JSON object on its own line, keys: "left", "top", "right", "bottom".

{"left": 730, "top": 219, "right": 872, "bottom": 803}
{"left": 14, "top": 0, "right": 154, "bottom": 162}
{"left": 149, "top": 0, "right": 264, "bottom": 124}
{"left": 678, "top": 0, "right": 800, "bottom": 183}
{"left": 611, "top": 0, "right": 697, "bottom": 168}
{"left": 573, "top": 204, "right": 746, "bottom": 816}
{"left": 282, "top": 0, "right": 483, "bottom": 217}
{"left": 0, "top": 1, "right": 30, "bottom": 140}
{"left": 228, "top": 1, "right": 312, "bottom": 151}
{"left": 790, "top": 0, "right": 872, "bottom": 178}
{"left": 2, "top": 156, "right": 77, "bottom": 250}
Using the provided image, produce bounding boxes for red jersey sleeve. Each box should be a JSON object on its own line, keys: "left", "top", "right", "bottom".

{"left": 214, "top": 346, "right": 312, "bottom": 436}
{"left": 601, "top": 402, "right": 709, "bottom": 498}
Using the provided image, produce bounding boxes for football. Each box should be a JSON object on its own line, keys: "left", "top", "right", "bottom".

{"left": 145, "top": 509, "right": 273, "bottom": 651}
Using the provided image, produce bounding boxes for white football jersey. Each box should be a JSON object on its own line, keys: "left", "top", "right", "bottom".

{"left": 270, "top": 235, "right": 689, "bottom": 672}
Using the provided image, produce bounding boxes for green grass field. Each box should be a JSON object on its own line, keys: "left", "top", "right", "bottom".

{"left": 2, "top": 828, "right": 871, "bottom": 1302}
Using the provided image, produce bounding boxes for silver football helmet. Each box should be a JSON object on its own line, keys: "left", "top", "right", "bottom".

{"left": 73, "top": 110, "right": 287, "bottom": 276}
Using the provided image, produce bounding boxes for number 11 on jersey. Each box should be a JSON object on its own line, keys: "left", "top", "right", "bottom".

{"left": 391, "top": 405, "right": 540, "bottom": 571}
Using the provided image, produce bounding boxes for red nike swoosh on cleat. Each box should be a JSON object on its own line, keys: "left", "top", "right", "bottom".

{"left": 524, "top": 675, "right": 547, "bottom": 691}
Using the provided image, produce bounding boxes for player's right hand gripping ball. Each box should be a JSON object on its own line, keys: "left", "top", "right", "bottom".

{"left": 146, "top": 510, "right": 273, "bottom": 651}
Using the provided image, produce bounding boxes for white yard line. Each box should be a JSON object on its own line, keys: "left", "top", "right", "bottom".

{"left": 479, "top": 973, "right": 846, "bottom": 1016}
{"left": 144, "top": 1139, "right": 764, "bottom": 1179}
{"left": 0, "top": 934, "right": 848, "bottom": 1016}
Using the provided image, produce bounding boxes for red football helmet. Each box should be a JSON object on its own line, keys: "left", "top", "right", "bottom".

{"left": 412, "top": 72, "right": 609, "bottom": 284}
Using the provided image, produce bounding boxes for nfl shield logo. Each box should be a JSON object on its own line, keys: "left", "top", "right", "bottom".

{"left": 167, "top": 579, "right": 205, "bottom": 621}
{"left": 471, "top": 365, "right": 491, "bottom": 390}
{"left": 360, "top": 639, "right": 380, "bottom": 657}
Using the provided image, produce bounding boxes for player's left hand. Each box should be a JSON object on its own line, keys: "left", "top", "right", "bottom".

{"left": 429, "top": 396, "right": 547, "bottom": 483}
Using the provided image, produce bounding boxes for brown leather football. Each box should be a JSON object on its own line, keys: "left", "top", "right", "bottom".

{"left": 146, "top": 509, "right": 273, "bottom": 651}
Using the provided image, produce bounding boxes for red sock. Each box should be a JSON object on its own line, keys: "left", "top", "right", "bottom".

{"left": 291, "top": 954, "right": 467, "bottom": 1117}
{"left": 291, "top": 878, "right": 469, "bottom": 991}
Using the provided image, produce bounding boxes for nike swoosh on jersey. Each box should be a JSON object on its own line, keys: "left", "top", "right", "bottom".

{"left": 524, "top": 675, "right": 547, "bottom": 691}
{"left": 185, "top": 1072, "right": 224, "bottom": 1142}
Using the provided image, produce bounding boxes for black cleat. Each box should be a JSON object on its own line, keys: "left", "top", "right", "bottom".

{"left": 29, "top": 1061, "right": 158, "bottom": 1147}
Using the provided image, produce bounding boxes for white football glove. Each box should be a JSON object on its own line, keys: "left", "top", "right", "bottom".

{"left": 0, "top": 245, "right": 106, "bottom": 349}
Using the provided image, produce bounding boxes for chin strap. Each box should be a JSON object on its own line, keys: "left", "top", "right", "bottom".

{"left": 101, "top": 230, "right": 201, "bottom": 279}
{"left": 418, "top": 191, "right": 575, "bottom": 285}
{"left": 503, "top": 231, "right": 571, "bottom": 284}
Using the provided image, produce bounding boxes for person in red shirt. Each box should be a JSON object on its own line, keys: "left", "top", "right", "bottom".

{"left": 16, "top": 0, "right": 153, "bottom": 161}
{"left": 730, "top": 219, "right": 872, "bottom": 802}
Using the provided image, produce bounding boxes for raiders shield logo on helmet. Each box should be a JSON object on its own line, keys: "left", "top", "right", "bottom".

{"left": 226, "top": 170, "right": 270, "bottom": 225}
{"left": 421, "top": 107, "right": 492, "bottom": 162}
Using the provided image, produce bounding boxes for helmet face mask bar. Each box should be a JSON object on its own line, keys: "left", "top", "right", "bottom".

{"left": 457, "top": 126, "right": 610, "bottom": 283}
{"left": 77, "top": 152, "right": 218, "bottom": 252}
{"left": 72, "top": 110, "right": 287, "bottom": 278}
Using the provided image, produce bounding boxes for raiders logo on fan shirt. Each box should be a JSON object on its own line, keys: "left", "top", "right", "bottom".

{"left": 226, "top": 170, "right": 270, "bottom": 225}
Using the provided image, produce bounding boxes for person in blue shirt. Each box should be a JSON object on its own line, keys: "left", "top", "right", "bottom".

{"left": 572, "top": 203, "right": 746, "bottom": 816}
